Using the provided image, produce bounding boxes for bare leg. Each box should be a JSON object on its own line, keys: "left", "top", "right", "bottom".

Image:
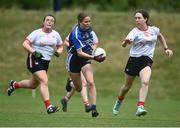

{"left": 113, "top": 73, "right": 135, "bottom": 115}
{"left": 8, "top": 70, "right": 59, "bottom": 114}
{"left": 69, "top": 72, "right": 82, "bottom": 92}
{"left": 135, "top": 66, "right": 151, "bottom": 116}
{"left": 64, "top": 88, "right": 75, "bottom": 101}
{"left": 18, "top": 75, "right": 39, "bottom": 89}
{"left": 80, "top": 72, "right": 89, "bottom": 106}
{"left": 81, "top": 64, "right": 99, "bottom": 117}
{"left": 81, "top": 64, "right": 96, "bottom": 105}
{"left": 118, "top": 73, "right": 135, "bottom": 98}
{"left": 33, "top": 71, "right": 49, "bottom": 101}
{"left": 139, "top": 66, "right": 151, "bottom": 103}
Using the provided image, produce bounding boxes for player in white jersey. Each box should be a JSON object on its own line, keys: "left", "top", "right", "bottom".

{"left": 113, "top": 9, "right": 173, "bottom": 116}
{"left": 7, "top": 14, "right": 63, "bottom": 114}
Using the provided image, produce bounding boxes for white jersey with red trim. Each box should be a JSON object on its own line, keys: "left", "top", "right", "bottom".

{"left": 26, "top": 28, "right": 63, "bottom": 60}
{"left": 126, "top": 26, "right": 160, "bottom": 59}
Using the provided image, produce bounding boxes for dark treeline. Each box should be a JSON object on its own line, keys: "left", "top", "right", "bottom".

{"left": 0, "top": 0, "right": 179, "bottom": 13}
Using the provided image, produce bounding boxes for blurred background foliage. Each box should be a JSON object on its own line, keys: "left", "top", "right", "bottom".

{"left": 0, "top": 0, "right": 179, "bottom": 13}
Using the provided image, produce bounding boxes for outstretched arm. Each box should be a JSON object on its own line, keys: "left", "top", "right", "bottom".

{"left": 122, "top": 39, "right": 133, "bottom": 47}
{"left": 158, "top": 33, "right": 173, "bottom": 57}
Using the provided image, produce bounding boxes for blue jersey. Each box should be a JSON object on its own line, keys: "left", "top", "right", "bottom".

{"left": 66, "top": 25, "right": 98, "bottom": 73}
{"left": 68, "top": 25, "right": 97, "bottom": 56}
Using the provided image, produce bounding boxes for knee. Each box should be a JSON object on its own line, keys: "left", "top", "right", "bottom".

{"left": 29, "top": 81, "right": 38, "bottom": 89}
{"left": 142, "top": 81, "right": 149, "bottom": 86}
{"left": 82, "top": 81, "right": 87, "bottom": 87}
{"left": 40, "top": 79, "right": 48, "bottom": 86}
{"left": 87, "top": 81, "right": 95, "bottom": 87}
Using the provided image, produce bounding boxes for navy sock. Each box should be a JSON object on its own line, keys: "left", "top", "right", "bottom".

{"left": 91, "top": 104, "right": 96, "bottom": 110}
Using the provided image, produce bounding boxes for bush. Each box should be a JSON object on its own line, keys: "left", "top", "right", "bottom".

{"left": 0, "top": 0, "right": 20, "bottom": 8}
{"left": 0, "top": 0, "right": 179, "bottom": 12}
{"left": 18, "top": 0, "right": 50, "bottom": 10}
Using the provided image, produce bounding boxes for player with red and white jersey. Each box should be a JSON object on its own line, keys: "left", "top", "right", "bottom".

{"left": 126, "top": 26, "right": 160, "bottom": 59}
{"left": 113, "top": 9, "right": 173, "bottom": 117}
{"left": 7, "top": 14, "right": 63, "bottom": 114}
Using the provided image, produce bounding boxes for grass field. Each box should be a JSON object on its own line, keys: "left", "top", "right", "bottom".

{"left": 0, "top": 9, "right": 180, "bottom": 127}
{"left": 0, "top": 92, "right": 180, "bottom": 127}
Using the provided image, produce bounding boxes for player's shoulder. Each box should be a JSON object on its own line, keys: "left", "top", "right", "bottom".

{"left": 91, "top": 30, "right": 96, "bottom": 34}
{"left": 31, "top": 28, "right": 42, "bottom": 33}
{"left": 129, "top": 27, "right": 139, "bottom": 34}
{"left": 149, "top": 25, "right": 159, "bottom": 30}
{"left": 28, "top": 28, "right": 42, "bottom": 37}
{"left": 148, "top": 25, "right": 160, "bottom": 33}
{"left": 71, "top": 26, "right": 80, "bottom": 36}
{"left": 52, "top": 29, "right": 60, "bottom": 34}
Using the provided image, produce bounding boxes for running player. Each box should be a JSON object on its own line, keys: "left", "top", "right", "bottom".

{"left": 7, "top": 14, "right": 63, "bottom": 114}
{"left": 61, "top": 33, "right": 98, "bottom": 113}
{"left": 113, "top": 9, "right": 173, "bottom": 116}
{"left": 66, "top": 12, "right": 105, "bottom": 117}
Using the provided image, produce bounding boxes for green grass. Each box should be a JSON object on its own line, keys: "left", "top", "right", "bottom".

{"left": 0, "top": 92, "right": 180, "bottom": 127}
{"left": 0, "top": 9, "right": 180, "bottom": 126}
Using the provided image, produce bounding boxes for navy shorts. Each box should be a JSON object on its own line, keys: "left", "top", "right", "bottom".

{"left": 66, "top": 53, "right": 91, "bottom": 73}
{"left": 124, "top": 56, "right": 153, "bottom": 76}
{"left": 27, "top": 53, "right": 50, "bottom": 73}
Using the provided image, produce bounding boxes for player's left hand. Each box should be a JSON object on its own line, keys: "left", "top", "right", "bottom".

{"left": 94, "top": 54, "right": 105, "bottom": 63}
{"left": 165, "top": 49, "right": 173, "bottom": 57}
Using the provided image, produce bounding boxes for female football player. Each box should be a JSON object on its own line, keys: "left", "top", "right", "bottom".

{"left": 66, "top": 12, "right": 105, "bottom": 117}
{"left": 60, "top": 33, "right": 99, "bottom": 113}
{"left": 7, "top": 14, "right": 63, "bottom": 114}
{"left": 113, "top": 9, "right": 173, "bottom": 116}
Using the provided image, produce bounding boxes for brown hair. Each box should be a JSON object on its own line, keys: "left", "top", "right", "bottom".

{"left": 77, "top": 12, "right": 89, "bottom": 24}
{"left": 43, "top": 14, "right": 56, "bottom": 24}
{"left": 135, "top": 9, "right": 149, "bottom": 25}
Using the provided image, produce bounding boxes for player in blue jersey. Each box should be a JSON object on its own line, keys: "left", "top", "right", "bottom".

{"left": 66, "top": 12, "right": 105, "bottom": 117}
{"left": 112, "top": 9, "right": 173, "bottom": 117}
{"left": 7, "top": 14, "right": 63, "bottom": 114}
{"left": 61, "top": 33, "right": 98, "bottom": 113}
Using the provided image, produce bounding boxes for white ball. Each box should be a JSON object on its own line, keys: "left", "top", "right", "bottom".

{"left": 92, "top": 47, "right": 106, "bottom": 57}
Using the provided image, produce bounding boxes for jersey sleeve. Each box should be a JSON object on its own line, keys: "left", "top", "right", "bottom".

{"left": 153, "top": 26, "right": 160, "bottom": 36}
{"left": 25, "top": 30, "right": 39, "bottom": 44}
{"left": 55, "top": 31, "right": 63, "bottom": 46}
{"left": 92, "top": 31, "right": 99, "bottom": 44}
{"left": 125, "top": 28, "right": 137, "bottom": 41}
{"left": 71, "top": 29, "right": 85, "bottom": 50}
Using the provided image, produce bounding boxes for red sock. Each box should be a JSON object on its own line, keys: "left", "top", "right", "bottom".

{"left": 44, "top": 100, "right": 51, "bottom": 109}
{"left": 137, "top": 101, "right": 145, "bottom": 106}
{"left": 14, "top": 82, "right": 20, "bottom": 89}
{"left": 117, "top": 96, "right": 124, "bottom": 101}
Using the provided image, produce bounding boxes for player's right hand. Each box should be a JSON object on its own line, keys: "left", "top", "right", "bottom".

{"left": 32, "top": 51, "right": 43, "bottom": 59}
{"left": 122, "top": 39, "right": 132, "bottom": 47}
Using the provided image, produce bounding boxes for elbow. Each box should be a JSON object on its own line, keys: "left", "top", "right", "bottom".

{"left": 22, "top": 42, "right": 26, "bottom": 49}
